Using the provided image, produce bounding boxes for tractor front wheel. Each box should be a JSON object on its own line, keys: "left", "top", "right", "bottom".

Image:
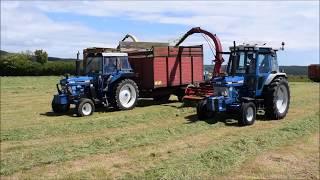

{"left": 77, "top": 98, "right": 95, "bottom": 117}
{"left": 197, "top": 99, "right": 214, "bottom": 120}
{"left": 51, "top": 100, "right": 69, "bottom": 113}
{"left": 239, "top": 102, "right": 256, "bottom": 126}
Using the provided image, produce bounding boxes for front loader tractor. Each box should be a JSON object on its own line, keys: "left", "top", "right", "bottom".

{"left": 52, "top": 51, "right": 138, "bottom": 116}
{"left": 197, "top": 43, "right": 290, "bottom": 125}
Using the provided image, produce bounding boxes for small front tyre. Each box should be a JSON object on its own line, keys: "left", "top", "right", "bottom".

{"left": 52, "top": 100, "right": 69, "bottom": 113}
{"left": 197, "top": 99, "right": 214, "bottom": 120}
{"left": 77, "top": 98, "right": 95, "bottom": 117}
{"left": 239, "top": 102, "right": 256, "bottom": 126}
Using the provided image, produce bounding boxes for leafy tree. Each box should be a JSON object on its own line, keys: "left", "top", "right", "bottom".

{"left": 34, "top": 49, "right": 48, "bottom": 64}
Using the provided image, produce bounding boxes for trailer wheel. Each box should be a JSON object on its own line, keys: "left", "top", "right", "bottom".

{"left": 197, "top": 99, "right": 214, "bottom": 120}
{"left": 239, "top": 102, "right": 256, "bottom": 126}
{"left": 264, "top": 77, "right": 290, "bottom": 119}
{"left": 77, "top": 98, "right": 95, "bottom": 117}
{"left": 51, "top": 100, "right": 69, "bottom": 113}
{"left": 113, "top": 79, "right": 139, "bottom": 110}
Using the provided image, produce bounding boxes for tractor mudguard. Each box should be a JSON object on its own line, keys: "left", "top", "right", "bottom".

{"left": 241, "top": 97, "right": 255, "bottom": 102}
{"left": 264, "top": 73, "right": 287, "bottom": 85}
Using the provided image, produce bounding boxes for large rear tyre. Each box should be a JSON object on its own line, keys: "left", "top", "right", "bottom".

{"left": 197, "top": 99, "right": 214, "bottom": 120}
{"left": 264, "top": 77, "right": 290, "bottom": 119}
{"left": 77, "top": 98, "right": 95, "bottom": 117}
{"left": 51, "top": 100, "right": 69, "bottom": 113}
{"left": 239, "top": 102, "right": 256, "bottom": 126}
{"left": 113, "top": 79, "right": 139, "bottom": 110}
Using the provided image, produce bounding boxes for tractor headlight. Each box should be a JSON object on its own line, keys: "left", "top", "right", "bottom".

{"left": 214, "top": 87, "right": 229, "bottom": 97}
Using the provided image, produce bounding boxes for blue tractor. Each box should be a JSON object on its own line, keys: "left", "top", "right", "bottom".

{"left": 52, "top": 52, "right": 139, "bottom": 116}
{"left": 196, "top": 43, "right": 290, "bottom": 125}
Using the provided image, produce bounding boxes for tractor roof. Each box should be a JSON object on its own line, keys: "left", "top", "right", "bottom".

{"left": 102, "top": 52, "right": 128, "bottom": 57}
{"left": 230, "top": 44, "right": 275, "bottom": 51}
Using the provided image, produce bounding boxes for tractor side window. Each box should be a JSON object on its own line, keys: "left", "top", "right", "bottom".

{"left": 236, "top": 52, "right": 246, "bottom": 73}
{"left": 258, "top": 54, "right": 270, "bottom": 73}
{"left": 104, "top": 57, "right": 117, "bottom": 74}
{"left": 271, "top": 54, "right": 279, "bottom": 72}
{"left": 119, "top": 57, "right": 130, "bottom": 70}
{"left": 247, "top": 53, "right": 256, "bottom": 74}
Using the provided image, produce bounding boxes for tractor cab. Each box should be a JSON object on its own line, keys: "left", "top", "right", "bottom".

{"left": 223, "top": 45, "right": 281, "bottom": 98}
{"left": 84, "top": 52, "right": 132, "bottom": 76}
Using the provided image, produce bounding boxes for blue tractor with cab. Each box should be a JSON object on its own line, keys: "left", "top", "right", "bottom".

{"left": 196, "top": 42, "right": 290, "bottom": 125}
{"left": 52, "top": 51, "right": 138, "bottom": 116}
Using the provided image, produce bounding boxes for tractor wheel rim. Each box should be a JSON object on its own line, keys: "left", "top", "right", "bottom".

{"left": 119, "top": 84, "right": 136, "bottom": 108}
{"left": 276, "top": 85, "right": 288, "bottom": 114}
{"left": 246, "top": 106, "right": 254, "bottom": 122}
{"left": 82, "top": 103, "right": 92, "bottom": 116}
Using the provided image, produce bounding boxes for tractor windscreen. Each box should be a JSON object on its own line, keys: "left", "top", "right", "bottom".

{"left": 85, "top": 56, "right": 103, "bottom": 74}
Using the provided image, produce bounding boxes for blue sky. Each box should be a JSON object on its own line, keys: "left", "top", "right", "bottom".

{"left": 1, "top": 1, "right": 319, "bottom": 65}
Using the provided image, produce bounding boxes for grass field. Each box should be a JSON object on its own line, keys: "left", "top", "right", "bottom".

{"left": 1, "top": 76, "right": 319, "bottom": 179}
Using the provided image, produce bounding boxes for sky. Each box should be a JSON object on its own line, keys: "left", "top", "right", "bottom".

{"left": 1, "top": 1, "right": 319, "bottom": 65}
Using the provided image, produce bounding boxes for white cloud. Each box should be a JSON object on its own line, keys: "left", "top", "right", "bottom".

{"left": 1, "top": 1, "right": 120, "bottom": 58}
{"left": 1, "top": 1, "right": 319, "bottom": 61}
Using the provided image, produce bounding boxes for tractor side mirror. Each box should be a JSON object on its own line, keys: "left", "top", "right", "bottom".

{"left": 280, "top": 42, "right": 285, "bottom": 51}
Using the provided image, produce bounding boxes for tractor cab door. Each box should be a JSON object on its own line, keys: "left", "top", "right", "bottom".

{"left": 227, "top": 50, "right": 257, "bottom": 97}
{"left": 255, "top": 53, "right": 272, "bottom": 96}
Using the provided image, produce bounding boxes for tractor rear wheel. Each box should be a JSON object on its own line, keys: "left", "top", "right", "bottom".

{"left": 76, "top": 98, "right": 95, "bottom": 117}
{"left": 51, "top": 100, "right": 69, "bottom": 113}
{"left": 113, "top": 79, "right": 139, "bottom": 110}
{"left": 197, "top": 99, "right": 214, "bottom": 120}
{"left": 239, "top": 102, "right": 256, "bottom": 126}
{"left": 264, "top": 77, "right": 290, "bottom": 119}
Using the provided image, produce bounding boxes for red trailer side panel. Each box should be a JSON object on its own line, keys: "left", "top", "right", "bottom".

{"left": 153, "top": 57, "right": 167, "bottom": 87}
{"left": 167, "top": 56, "right": 181, "bottom": 86}
{"left": 192, "top": 56, "right": 204, "bottom": 82}
{"left": 128, "top": 45, "right": 203, "bottom": 90}
{"left": 181, "top": 56, "right": 192, "bottom": 84}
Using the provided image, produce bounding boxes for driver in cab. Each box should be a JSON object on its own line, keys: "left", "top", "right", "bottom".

{"left": 104, "top": 59, "right": 117, "bottom": 73}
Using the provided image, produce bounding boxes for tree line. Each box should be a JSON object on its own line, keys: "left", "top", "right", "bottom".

{"left": 0, "top": 50, "right": 75, "bottom": 76}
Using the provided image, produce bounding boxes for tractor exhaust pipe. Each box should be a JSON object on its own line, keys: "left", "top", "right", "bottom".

{"left": 75, "top": 51, "right": 81, "bottom": 76}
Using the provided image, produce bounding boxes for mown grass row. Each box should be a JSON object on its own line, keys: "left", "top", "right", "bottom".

{"left": 1, "top": 106, "right": 193, "bottom": 141}
{"left": 123, "top": 113, "right": 319, "bottom": 179}
{"left": 1, "top": 117, "right": 223, "bottom": 175}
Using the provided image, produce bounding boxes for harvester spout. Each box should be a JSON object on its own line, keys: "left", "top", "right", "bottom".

{"left": 175, "top": 27, "right": 223, "bottom": 76}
